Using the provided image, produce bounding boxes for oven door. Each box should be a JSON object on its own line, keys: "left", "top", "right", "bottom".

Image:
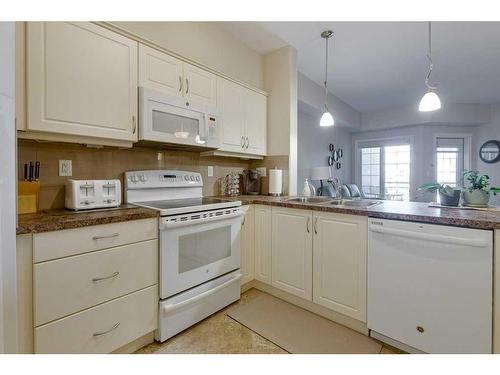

{"left": 159, "top": 208, "right": 242, "bottom": 299}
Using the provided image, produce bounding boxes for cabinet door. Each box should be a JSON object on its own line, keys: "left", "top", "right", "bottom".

{"left": 254, "top": 205, "right": 272, "bottom": 285}
{"left": 244, "top": 90, "right": 267, "bottom": 156}
{"left": 313, "top": 212, "right": 367, "bottom": 322}
{"left": 27, "top": 22, "right": 138, "bottom": 142}
{"left": 138, "top": 44, "right": 183, "bottom": 96}
{"left": 240, "top": 205, "right": 255, "bottom": 285}
{"left": 183, "top": 62, "right": 217, "bottom": 107}
{"left": 217, "top": 77, "right": 246, "bottom": 153}
{"left": 272, "top": 208, "right": 312, "bottom": 300}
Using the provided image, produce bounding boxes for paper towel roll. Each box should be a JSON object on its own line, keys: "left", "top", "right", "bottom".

{"left": 269, "top": 169, "right": 283, "bottom": 196}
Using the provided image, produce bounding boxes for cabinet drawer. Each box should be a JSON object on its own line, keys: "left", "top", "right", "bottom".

{"left": 34, "top": 239, "right": 158, "bottom": 326}
{"left": 33, "top": 218, "right": 157, "bottom": 262}
{"left": 35, "top": 285, "right": 157, "bottom": 354}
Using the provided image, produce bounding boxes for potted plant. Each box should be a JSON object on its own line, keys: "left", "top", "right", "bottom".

{"left": 418, "top": 182, "right": 461, "bottom": 206}
{"left": 462, "top": 170, "right": 500, "bottom": 207}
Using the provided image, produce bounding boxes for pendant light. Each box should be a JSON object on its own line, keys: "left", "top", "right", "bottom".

{"left": 418, "top": 22, "right": 441, "bottom": 112}
{"left": 320, "top": 30, "right": 334, "bottom": 127}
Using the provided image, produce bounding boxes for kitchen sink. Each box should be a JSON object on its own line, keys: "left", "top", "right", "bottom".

{"left": 325, "top": 199, "right": 382, "bottom": 208}
{"left": 285, "top": 197, "right": 333, "bottom": 204}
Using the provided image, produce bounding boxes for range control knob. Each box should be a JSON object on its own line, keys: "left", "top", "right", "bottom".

{"left": 184, "top": 175, "right": 189, "bottom": 181}
{"left": 139, "top": 174, "right": 147, "bottom": 182}
{"left": 195, "top": 176, "right": 200, "bottom": 181}
{"left": 130, "top": 175, "right": 138, "bottom": 183}
{"left": 189, "top": 175, "right": 195, "bottom": 181}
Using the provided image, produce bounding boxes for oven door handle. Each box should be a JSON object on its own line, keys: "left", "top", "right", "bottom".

{"left": 160, "top": 210, "right": 242, "bottom": 229}
{"left": 162, "top": 273, "right": 242, "bottom": 314}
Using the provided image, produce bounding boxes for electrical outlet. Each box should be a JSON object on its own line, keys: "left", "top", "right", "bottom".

{"left": 256, "top": 167, "right": 266, "bottom": 177}
{"left": 59, "top": 160, "right": 72, "bottom": 177}
{"left": 208, "top": 166, "right": 214, "bottom": 177}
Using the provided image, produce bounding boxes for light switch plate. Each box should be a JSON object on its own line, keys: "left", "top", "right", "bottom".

{"left": 59, "top": 160, "right": 72, "bottom": 177}
{"left": 256, "top": 167, "right": 266, "bottom": 177}
{"left": 208, "top": 166, "right": 214, "bottom": 177}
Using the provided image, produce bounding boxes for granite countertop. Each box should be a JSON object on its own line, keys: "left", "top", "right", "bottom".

{"left": 218, "top": 195, "right": 500, "bottom": 230}
{"left": 17, "top": 205, "right": 159, "bottom": 235}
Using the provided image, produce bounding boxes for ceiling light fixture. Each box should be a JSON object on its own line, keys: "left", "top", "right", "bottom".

{"left": 419, "top": 22, "right": 442, "bottom": 112}
{"left": 320, "top": 30, "right": 335, "bottom": 127}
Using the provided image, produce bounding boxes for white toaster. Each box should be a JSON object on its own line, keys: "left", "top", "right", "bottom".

{"left": 65, "top": 179, "right": 121, "bottom": 210}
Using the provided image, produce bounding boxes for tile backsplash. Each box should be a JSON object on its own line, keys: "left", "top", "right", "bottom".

{"left": 18, "top": 140, "right": 252, "bottom": 210}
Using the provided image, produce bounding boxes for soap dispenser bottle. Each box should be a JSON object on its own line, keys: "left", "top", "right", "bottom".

{"left": 302, "top": 178, "right": 315, "bottom": 197}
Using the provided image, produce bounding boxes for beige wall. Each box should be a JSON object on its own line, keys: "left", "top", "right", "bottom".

{"left": 18, "top": 140, "right": 250, "bottom": 210}
{"left": 110, "top": 22, "right": 264, "bottom": 89}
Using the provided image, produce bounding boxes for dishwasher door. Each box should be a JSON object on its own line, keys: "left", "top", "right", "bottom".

{"left": 367, "top": 219, "right": 493, "bottom": 353}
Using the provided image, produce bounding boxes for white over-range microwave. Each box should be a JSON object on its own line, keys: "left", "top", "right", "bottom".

{"left": 139, "top": 87, "right": 220, "bottom": 149}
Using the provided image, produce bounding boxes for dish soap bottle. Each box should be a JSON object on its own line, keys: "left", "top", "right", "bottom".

{"left": 302, "top": 178, "right": 313, "bottom": 197}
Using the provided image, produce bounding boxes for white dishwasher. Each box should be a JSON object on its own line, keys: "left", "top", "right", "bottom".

{"left": 367, "top": 218, "right": 493, "bottom": 353}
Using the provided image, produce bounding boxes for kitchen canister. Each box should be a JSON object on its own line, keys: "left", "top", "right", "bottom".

{"left": 269, "top": 168, "right": 283, "bottom": 196}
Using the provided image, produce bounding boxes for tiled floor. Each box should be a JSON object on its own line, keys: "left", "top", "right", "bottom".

{"left": 135, "top": 288, "right": 403, "bottom": 354}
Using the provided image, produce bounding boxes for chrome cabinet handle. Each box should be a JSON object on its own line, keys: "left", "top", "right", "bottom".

{"left": 93, "top": 322, "right": 120, "bottom": 337}
{"left": 242, "top": 215, "right": 246, "bottom": 226}
{"left": 245, "top": 137, "right": 249, "bottom": 149}
{"left": 132, "top": 116, "right": 136, "bottom": 134}
{"left": 314, "top": 217, "right": 318, "bottom": 234}
{"left": 306, "top": 216, "right": 310, "bottom": 233}
{"left": 241, "top": 136, "right": 245, "bottom": 148}
{"left": 179, "top": 76, "right": 183, "bottom": 92}
{"left": 92, "top": 232, "right": 119, "bottom": 241}
{"left": 185, "top": 78, "right": 189, "bottom": 94}
{"left": 92, "top": 271, "right": 119, "bottom": 283}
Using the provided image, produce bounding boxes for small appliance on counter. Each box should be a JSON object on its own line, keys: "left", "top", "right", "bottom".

{"left": 65, "top": 179, "right": 121, "bottom": 210}
{"left": 242, "top": 169, "right": 261, "bottom": 195}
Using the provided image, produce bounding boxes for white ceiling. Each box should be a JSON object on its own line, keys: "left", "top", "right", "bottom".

{"left": 219, "top": 22, "right": 500, "bottom": 113}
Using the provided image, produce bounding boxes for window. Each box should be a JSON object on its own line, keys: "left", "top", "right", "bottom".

{"left": 435, "top": 137, "right": 465, "bottom": 188}
{"left": 358, "top": 139, "right": 411, "bottom": 201}
{"left": 361, "top": 147, "right": 381, "bottom": 198}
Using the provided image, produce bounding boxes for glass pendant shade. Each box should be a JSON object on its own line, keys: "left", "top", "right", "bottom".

{"left": 320, "top": 111, "right": 334, "bottom": 127}
{"left": 418, "top": 90, "right": 441, "bottom": 112}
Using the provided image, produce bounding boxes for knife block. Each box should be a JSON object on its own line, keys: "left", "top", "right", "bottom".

{"left": 18, "top": 181, "right": 40, "bottom": 214}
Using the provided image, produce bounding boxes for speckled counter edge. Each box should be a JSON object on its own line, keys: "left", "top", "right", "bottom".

{"left": 17, "top": 206, "right": 159, "bottom": 235}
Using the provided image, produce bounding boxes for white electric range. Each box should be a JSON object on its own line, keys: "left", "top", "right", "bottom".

{"left": 125, "top": 170, "right": 242, "bottom": 341}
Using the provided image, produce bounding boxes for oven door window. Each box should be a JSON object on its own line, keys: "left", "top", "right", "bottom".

{"left": 178, "top": 225, "right": 232, "bottom": 274}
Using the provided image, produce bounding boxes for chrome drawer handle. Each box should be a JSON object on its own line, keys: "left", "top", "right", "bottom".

{"left": 179, "top": 76, "right": 183, "bottom": 92}
{"left": 306, "top": 216, "right": 310, "bottom": 233}
{"left": 93, "top": 322, "right": 120, "bottom": 337}
{"left": 92, "top": 271, "right": 120, "bottom": 283}
{"left": 92, "top": 232, "right": 119, "bottom": 240}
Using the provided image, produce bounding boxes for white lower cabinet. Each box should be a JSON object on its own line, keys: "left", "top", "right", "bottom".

{"left": 240, "top": 205, "right": 255, "bottom": 285}
{"left": 493, "top": 229, "right": 499, "bottom": 353}
{"left": 35, "top": 285, "right": 157, "bottom": 354}
{"left": 271, "top": 207, "right": 312, "bottom": 300}
{"left": 254, "top": 205, "right": 272, "bottom": 284}
{"left": 313, "top": 212, "right": 367, "bottom": 322}
{"left": 32, "top": 218, "right": 158, "bottom": 354}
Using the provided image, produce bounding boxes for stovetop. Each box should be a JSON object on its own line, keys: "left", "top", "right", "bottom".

{"left": 131, "top": 197, "right": 241, "bottom": 216}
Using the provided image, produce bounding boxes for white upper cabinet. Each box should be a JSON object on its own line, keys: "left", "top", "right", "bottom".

{"left": 139, "top": 44, "right": 183, "bottom": 96}
{"left": 26, "top": 22, "right": 138, "bottom": 142}
{"left": 183, "top": 62, "right": 217, "bottom": 107}
{"left": 244, "top": 89, "right": 267, "bottom": 155}
{"left": 217, "top": 76, "right": 267, "bottom": 156}
{"left": 138, "top": 44, "right": 217, "bottom": 107}
{"left": 217, "top": 78, "right": 245, "bottom": 152}
{"left": 271, "top": 207, "right": 313, "bottom": 300}
{"left": 313, "top": 212, "right": 367, "bottom": 322}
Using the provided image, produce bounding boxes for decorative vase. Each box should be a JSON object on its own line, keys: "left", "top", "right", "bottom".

{"left": 439, "top": 190, "right": 461, "bottom": 207}
{"left": 462, "top": 189, "right": 490, "bottom": 207}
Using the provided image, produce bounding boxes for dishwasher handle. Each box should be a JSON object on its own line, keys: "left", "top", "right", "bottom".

{"left": 369, "top": 224, "right": 489, "bottom": 248}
